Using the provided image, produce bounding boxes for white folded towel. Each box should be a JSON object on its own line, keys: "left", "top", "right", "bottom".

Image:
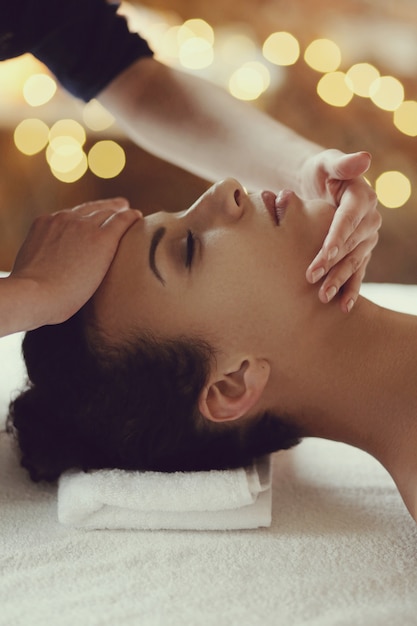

{"left": 57, "top": 456, "right": 272, "bottom": 531}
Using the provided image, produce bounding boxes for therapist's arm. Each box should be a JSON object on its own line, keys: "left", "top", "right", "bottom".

{"left": 0, "top": 199, "right": 140, "bottom": 337}
{"left": 99, "top": 58, "right": 323, "bottom": 192}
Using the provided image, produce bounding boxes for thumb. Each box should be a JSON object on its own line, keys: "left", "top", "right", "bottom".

{"left": 330, "top": 151, "right": 372, "bottom": 180}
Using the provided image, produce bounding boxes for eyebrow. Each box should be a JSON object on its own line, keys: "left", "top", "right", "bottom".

{"left": 149, "top": 226, "right": 166, "bottom": 286}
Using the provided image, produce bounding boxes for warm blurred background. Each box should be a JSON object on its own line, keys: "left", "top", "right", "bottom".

{"left": 0, "top": 0, "right": 416, "bottom": 282}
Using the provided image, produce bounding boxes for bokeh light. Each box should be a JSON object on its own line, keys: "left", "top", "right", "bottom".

{"left": 0, "top": 55, "right": 44, "bottom": 102}
{"left": 369, "top": 76, "right": 404, "bottom": 111}
{"left": 393, "top": 101, "right": 417, "bottom": 137}
{"left": 88, "top": 140, "right": 126, "bottom": 178}
{"left": 304, "top": 39, "right": 341, "bottom": 73}
{"left": 82, "top": 100, "right": 115, "bottom": 131}
{"left": 228, "top": 62, "right": 269, "bottom": 100}
{"left": 46, "top": 119, "right": 88, "bottom": 182}
{"left": 317, "top": 72, "right": 353, "bottom": 107}
{"left": 23, "top": 73, "right": 57, "bottom": 106}
{"left": 180, "top": 19, "right": 214, "bottom": 44}
{"left": 155, "top": 25, "right": 182, "bottom": 62}
{"left": 179, "top": 37, "right": 214, "bottom": 69}
{"left": 345, "top": 63, "right": 380, "bottom": 97}
{"left": 50, "top": 152, "right": 88, "bottom": 183}
{"left": 177, "top": 18, "right": 214, "bottom": 69}
{"left": 262, "top": 32, "right": 300, "bottom": 66}
{"left": 375, "top": 171, "right": 411, "bottom": 208}
{"left": 46, "top": 136, "right": 85, "bottom": 173}
{"left": 49, "top": 119, "right": 86, "bottom": 146}
{"left": 6, "top": 12, "right": 417, "bottom": 200}
{"left": 13, "top": 118, "right": 49, "bottom": 155}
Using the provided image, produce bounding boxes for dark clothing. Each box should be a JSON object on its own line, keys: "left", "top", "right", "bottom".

{"left": 0, "top": 0, "right": 153, "bottom": 101}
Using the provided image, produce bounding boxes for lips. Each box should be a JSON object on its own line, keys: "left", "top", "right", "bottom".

{"left": 275, "top": 189, "right": 293, "bottom": 223}
{"left": 261, "top": 189, "right": 293, "bottom": 225}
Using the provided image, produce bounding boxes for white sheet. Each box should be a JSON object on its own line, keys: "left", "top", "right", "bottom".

{"left": 1, "top": 283, "right": 417, "bottom": 626}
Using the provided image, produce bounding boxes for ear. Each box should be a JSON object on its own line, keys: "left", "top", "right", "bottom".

{"left": 198, "top": 357, "right": 270, "bottom": 423}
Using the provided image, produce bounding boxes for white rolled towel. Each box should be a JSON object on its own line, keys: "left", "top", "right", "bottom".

{"left": 58, "top": 455, "right": 272, "bottom": 531}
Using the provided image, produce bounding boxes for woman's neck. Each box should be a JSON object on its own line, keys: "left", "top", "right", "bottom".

{"left": 269, "top": 295, "right": 417, "bottom": 519}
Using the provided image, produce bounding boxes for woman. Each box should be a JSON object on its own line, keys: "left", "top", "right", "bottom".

{"left": 9, "top": 170, "right": 417, "bottom": 524}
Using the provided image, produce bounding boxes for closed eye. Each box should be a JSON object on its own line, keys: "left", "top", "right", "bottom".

{"left": 185, "top": 229, "right": 195, "bottom": 269}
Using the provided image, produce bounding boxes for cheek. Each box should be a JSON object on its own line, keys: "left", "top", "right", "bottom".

{"left": 303, "top": 203, "right": 335, "bottom": 247}
{"left": 189, "top": 252, "right": 276, "bottom": 330}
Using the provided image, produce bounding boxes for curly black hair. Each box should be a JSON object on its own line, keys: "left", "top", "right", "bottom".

{"left": 8, "top": 311, "right": 301, "bottom": 482}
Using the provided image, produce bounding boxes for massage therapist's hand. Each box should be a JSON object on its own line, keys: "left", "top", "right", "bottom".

{"left": 302, "top": 150, "right": 381, "bottom": 313}
{"left": 6, "top": 198, "right": 141, "bottom": 333}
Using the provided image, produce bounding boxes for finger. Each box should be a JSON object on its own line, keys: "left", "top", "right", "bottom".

{"left": 73, "top": 197, "right": 130, "bottom": 212}
{"left": 307, "top": 212, "right": 379, "bottom": 284}
{"left": 337, "top": 258, "right": 370, "bottom": 313}
{"left": 317, "top": 242, "right": 371, "bottom": 304}
{"left": 324, "top": 183, "right": 377, "bottom": 248}
{"left": 65, "top": 197, "right": 130, "bottom": 215}
{"left": 77, "top": 205, "right": 142, "bottom": 225}
{"left": 327, "top": 151, "right": 372, "bottom": 180}
{"left": 307, "top": 191, "right": 379, "bottom": 283}
{"left": 64, "top": 203, "right": 143, "bottom": 231}
{"left": 343, "top": 224, "right": 379, "bottom": 258}
{"left": 100, "top": 207, "right": 143, "bottom": 230}
{"left": 306, "top": 210, "right": 360, "bottom": 283}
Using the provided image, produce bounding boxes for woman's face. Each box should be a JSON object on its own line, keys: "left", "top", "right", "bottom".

{"left": 90, "top": 179, "right": 334, "bottom": 357}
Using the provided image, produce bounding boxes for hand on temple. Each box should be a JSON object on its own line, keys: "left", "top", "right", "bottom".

{"left": 303, "top": 150, "right": 382, "bottom": 312}
{"left": 2, "top": 198, "right": 141, "bottom": 336}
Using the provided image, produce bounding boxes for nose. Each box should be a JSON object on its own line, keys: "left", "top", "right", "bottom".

{"left": 210, "top": 178, "right": 247, "bottom": 222}
{"left": 179, "top": 178, "right": 247, "bottom": 228}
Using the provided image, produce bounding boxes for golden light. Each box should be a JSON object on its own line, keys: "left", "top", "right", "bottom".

{"left": 49, "top": 119, "right": 86, "bottom": 146}
{"left": 88, "top": 140, "right": 126, "bottom": 178}
{"left": 46, "top": 119, "right": 88, "bottom": 182}
{"left": 23, "top": 73, "right": 57, "bottom": 107}
{"left": 13, "top": 118, "right": 49, "bottom": 155}
{"left": 228, "top": 63, "right": 268, "bottom": 101}
{"left": 345, "top": 63, "right": 380, "bottom": 97}
{"left": 181, "top": 18, "right": 214, "bottom": 44}
{"left": 262, "top": 32, "right": 300, "bottom": 66}
{"left": 304, "top": 39, "right": 341, "bottom": 73}
{"left": 375, "top": 171, "right": 411, "bottom": 209}
{"left": 0, "top": 55, "right": 44, "bottom": 102}
{"left": 46, "top": 137, "right": 85, "bottom": 173}
{"left": 393, "top": 100, "right": 417, "bottom": 137}
{"left": 244, "top": 62, "right": 271, "bottom": 91}
{"left": 317, "top": 72, "right": 353, "bottom": 107}
{"left": 155, "top": 25, "right": 182, "bottom": 62}
{"left": 82, "top": 99, "right": 115, "bottom": 131}
{"left": 50, "top": 153, "right": 88, "bottom": 183}
{"left": 179, "top": 37, "right": 214, "bottom": 70}
{"left": 176, "top": 23, "right": 196, "bottom": 45}
{"left": 369, "top": 76, "right": 404, "bottom": 111}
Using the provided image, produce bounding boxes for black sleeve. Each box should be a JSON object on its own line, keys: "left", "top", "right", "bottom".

{"left": 0, "top": 0, "right": 153, "bottom": 101}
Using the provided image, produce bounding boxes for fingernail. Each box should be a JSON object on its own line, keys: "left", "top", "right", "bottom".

{"left": 311, "top": 267, "right": 325, "bottom": 283}
{"left": 346, "top": 298, "right": 354, "bottom": 313}
{"left": 326, "top": 285, "right": 337, "bottom": 302}
{"left": 327, "top": 246, "right": 339, "bottom": 261}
